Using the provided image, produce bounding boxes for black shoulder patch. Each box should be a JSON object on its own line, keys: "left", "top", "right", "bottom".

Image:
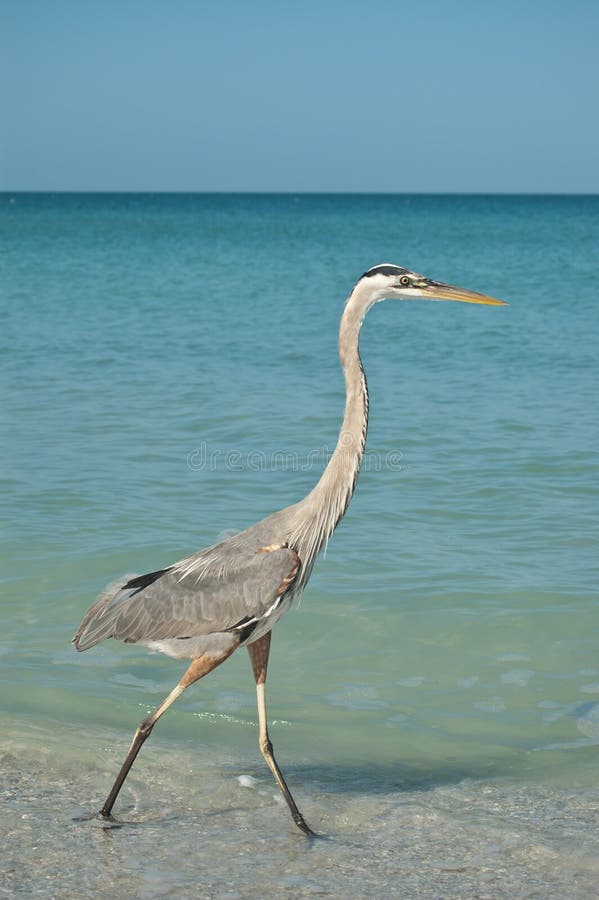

{"left": 361, "top": 264, "right": 408, "bottom": 279}
{"left": 123, "top": 568, "right": 171, "bottom": 597}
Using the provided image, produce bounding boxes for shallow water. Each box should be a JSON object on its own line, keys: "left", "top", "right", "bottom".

{"left": 2, "top": 193, "right": 599, "bottom": 896}
{"left": 4, "top": 723, "right": 599, "bottom": 898}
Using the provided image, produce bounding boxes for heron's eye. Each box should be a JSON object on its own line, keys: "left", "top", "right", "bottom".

{"left": 399, "top": 276, "right": 410, "bottom": 286}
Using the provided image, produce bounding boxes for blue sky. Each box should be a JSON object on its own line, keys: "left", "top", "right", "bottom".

{"left": 2, "top": 0, "right": 598, "bottom": 192}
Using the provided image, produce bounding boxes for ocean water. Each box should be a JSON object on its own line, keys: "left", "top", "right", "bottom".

{"left": 2, "top": 192, "right": 598, "bottom": 898}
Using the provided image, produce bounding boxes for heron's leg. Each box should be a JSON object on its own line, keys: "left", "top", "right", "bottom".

{"left": 99, "top": 647, "right": 235, "bottom": 819}
{"left": 247, "top": 632, "right": 316, "bottom": 837}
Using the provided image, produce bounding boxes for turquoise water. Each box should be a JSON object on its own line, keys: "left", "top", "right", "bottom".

{"left": 2, "top": 193, "right": 599, "bottom": 897}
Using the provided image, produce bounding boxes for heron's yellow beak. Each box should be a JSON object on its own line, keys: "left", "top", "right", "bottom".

{"left": 417, "top": 279, "right": 506, "bottom": 306}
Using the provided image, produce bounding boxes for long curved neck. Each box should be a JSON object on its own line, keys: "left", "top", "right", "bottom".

{"left": 311, "top": 298, "right": 369, "bottom": 523}
{"left": 289, "top": 283, "right": 374, "bottom": 568}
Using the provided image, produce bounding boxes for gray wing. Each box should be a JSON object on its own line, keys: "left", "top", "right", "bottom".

{"left": 73, "top": 544, "right": 300, "bottom": 651}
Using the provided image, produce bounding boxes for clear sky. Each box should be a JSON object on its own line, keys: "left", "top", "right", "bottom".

{"left": 2, "top": 0, "right": 598, "bottom": 193}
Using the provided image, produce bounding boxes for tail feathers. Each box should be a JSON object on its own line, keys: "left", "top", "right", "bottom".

{"left": 72, "top": 574, "right": 139, "bottom": 651}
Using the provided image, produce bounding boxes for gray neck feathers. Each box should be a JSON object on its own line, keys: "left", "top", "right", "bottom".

{"left": 288, "top": 283, "right": 375, "bottom": 580}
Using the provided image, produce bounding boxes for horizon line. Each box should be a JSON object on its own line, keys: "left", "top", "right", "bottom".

{"left": 2, "top": 189, "right": 598, "bottom": 197}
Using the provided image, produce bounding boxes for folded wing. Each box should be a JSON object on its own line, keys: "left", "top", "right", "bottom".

{"left": 73, "top": 544, "right": 300, "bottom": 651}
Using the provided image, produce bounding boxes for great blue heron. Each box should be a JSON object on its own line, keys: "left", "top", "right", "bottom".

{"left": 74, "top": 263, "right": 505, "bottom": 835}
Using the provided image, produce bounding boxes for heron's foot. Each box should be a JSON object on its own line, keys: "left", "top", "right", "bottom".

{"left": 72, "top": 810, "right": 123, "bottom": 828}
{"left": 293, "top": 812, "right": 320, "bottom": 838}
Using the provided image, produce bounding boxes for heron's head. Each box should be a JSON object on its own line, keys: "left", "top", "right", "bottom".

{"left": 359, "top": 263, "right": 506, "bottom": 307}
